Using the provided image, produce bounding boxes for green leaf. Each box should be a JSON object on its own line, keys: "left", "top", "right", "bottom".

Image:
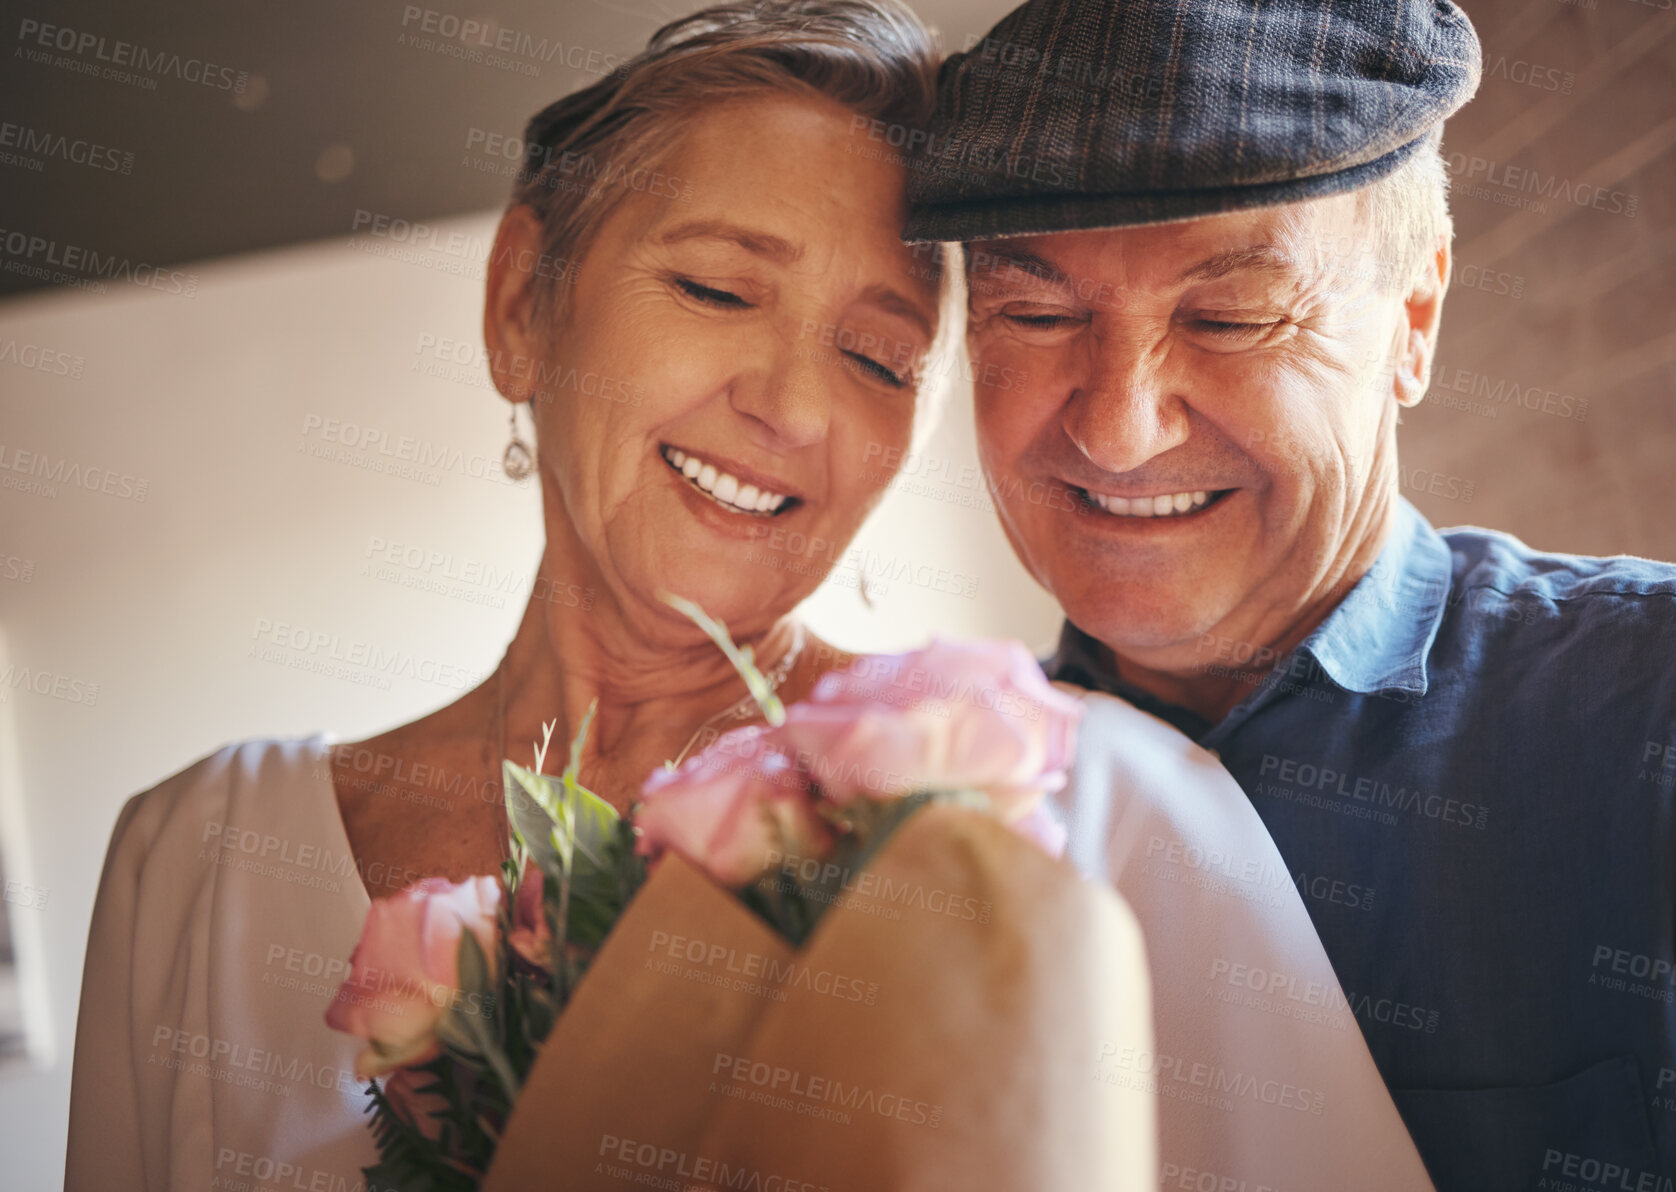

{"left": 504, "top": 760, "right": 563, "bottom": 870}
{"left": 657, "top": 590, "right": 786, "bottom": 725}
{"left": 455, "top": 929, "right": 494, "bottom": 1001}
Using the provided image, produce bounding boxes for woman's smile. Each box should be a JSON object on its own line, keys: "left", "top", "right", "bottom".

{"left": 658, "top": 442, "right": 802, "bottom": 518}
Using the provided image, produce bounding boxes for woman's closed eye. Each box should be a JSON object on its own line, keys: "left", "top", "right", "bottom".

{"left": 673, "top": 276, "right": 752, "bottom": 308}
{"left": 843, "top": 350, "right": 908, "bottom": 389}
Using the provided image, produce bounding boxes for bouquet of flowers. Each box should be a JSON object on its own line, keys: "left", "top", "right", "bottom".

{"left": 325, "top": 600, "right": 1156, "bottom": 1191}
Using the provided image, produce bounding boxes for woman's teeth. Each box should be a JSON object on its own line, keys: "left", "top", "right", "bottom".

{"left": 1085, "top": 489, "right": 1212, "bottom": 518}
{"left": 662, "top": 446, "right": 790, "bottom": 516}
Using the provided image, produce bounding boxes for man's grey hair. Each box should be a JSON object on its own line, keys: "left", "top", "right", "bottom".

{"left": 1359, "top": 125, "right": 1453, "bottom": 294}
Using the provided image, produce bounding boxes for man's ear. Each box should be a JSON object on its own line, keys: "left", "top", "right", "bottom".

{"left": 1393, "top": 236, "right": 1450, "bottom": 409}
{"left": 484, "top": 205, "right": 547, "bottom": 401}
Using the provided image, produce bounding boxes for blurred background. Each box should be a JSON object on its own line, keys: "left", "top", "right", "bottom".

{"left": 1, "top": 0, "right": 1672, "bottom": 1185}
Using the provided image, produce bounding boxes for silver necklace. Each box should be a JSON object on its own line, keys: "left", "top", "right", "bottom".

{"left": 668, "top": 621, "right": 806, "bottom": 768}
{"left": 491, "top": 621, "right": 806, "bottom": 794}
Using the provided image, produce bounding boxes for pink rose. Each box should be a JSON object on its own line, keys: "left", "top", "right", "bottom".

{"left": 636, "top": 725, "right": 831, "bottom": 886}
{"left": 325, "top": 874, "right": 502, "bottom": 1080}
{"left": 770, "top": 638, "right": 1083, "bottom": 815}
{"left": 507, "top": 859, "right": 550, "bottom": 970}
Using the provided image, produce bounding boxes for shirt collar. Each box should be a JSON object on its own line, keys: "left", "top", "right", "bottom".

{"left": 1045, "top": 497, "right": 1454, "bottom": 700}
{"left": 1300, "top": 497, "right": 1452, "bottom": 696}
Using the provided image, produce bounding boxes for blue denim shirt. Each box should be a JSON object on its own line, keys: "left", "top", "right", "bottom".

{"left": 1046, "top": 497, "right": 1676, "bottom": 1191}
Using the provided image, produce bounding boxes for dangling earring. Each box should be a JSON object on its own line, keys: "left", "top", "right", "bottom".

{"left": 503, "top": 401, "right": 534, "bottom": 481}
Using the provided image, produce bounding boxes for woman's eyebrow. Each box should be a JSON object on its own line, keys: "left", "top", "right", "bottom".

{"left": 653, "top": 219, "right": 802, "bottom": 263}
{"left": 858, "top": 283, "right": 934, "bottom": 339}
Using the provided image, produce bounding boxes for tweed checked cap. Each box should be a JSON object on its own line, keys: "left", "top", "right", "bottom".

{"left": 902, "top": 0, "right": 1482, "bottom": 243}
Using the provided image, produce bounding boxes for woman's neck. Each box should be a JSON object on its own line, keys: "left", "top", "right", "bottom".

{"left": 495, "top": 552, "right": 807, "bottom": 779}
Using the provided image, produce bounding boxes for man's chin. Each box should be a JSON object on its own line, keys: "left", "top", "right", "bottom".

{"left": 1053, "top": 582, "right": 1236, "bottom": 661}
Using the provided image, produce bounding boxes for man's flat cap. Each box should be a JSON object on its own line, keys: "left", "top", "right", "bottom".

{"left": 902, "top": 0, "right": 1482, "bottom": 243}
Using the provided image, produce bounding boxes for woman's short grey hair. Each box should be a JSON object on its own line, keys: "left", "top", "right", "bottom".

{"left": 508, "top": 0, "right": 960, "bottom": 449}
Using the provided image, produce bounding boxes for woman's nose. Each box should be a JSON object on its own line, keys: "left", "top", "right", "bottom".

{"left": 729, "top": 343, "right": 833, "bottom": 450}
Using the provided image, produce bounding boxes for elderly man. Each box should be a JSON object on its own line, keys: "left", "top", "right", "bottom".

{"left": 905, "top": 1, "right": 1676, "bottom": 1188}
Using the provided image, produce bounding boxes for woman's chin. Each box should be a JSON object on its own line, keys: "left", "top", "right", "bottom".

{"left": 618, "top": 544, "right": 809, "bottom": 629}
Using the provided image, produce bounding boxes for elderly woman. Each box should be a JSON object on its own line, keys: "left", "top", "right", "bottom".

{"left": 63, "top": 2, "right": 956, "bottom": 1186}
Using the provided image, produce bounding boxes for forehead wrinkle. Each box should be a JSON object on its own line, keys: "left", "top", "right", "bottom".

{"left": 1174, "top": 244, "right": 1306, "bottom": 286}
{"left": 654, "top": 218, "right": 803, "bottom": 264}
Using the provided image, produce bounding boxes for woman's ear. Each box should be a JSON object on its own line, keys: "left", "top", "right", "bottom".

{"left": 484, "top": 205, "right": 548, "bottom": 402}
{"left": 1393, "top": 236, "right": 1451, "bottom": 409}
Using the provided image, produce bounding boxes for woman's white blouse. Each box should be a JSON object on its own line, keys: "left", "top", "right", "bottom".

{"left": 67, "top": 706, "right": 1435, "bottom": 1190}
{"left": 65, "top": 733, "right": 380, "bottom": 1192}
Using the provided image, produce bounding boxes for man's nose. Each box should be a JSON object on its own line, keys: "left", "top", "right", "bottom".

{"left": 1060, "top": 326, "right": 1190, "bottom": 474}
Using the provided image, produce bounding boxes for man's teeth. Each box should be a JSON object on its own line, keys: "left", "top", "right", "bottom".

{"left": 1086, "top": 489, "right": 1212, "bottom": 517}
{"left": 662, "top": 447, "right": 790, "bottom": 515}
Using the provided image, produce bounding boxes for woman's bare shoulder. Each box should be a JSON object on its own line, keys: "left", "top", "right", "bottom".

{"left": 329, "top": 701, "right": 507, "bottom": 895}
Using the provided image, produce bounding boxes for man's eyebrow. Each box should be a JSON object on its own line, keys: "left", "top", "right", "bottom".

{"left": 1174, "top": 244, "right": 1302, "bottom": 284}
{"left": 965, "top": 245, "right": 1070, "bottom": 286}
{"left": 858, "top": 283, "right": 935, "bottom": 339}
{"left": 654, "top": 219, "right": 802, "bottom": 262}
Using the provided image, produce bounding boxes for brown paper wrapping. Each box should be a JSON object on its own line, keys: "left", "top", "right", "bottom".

{"left": 482, "top": 805, "right": 1155, "bottom": 1192}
